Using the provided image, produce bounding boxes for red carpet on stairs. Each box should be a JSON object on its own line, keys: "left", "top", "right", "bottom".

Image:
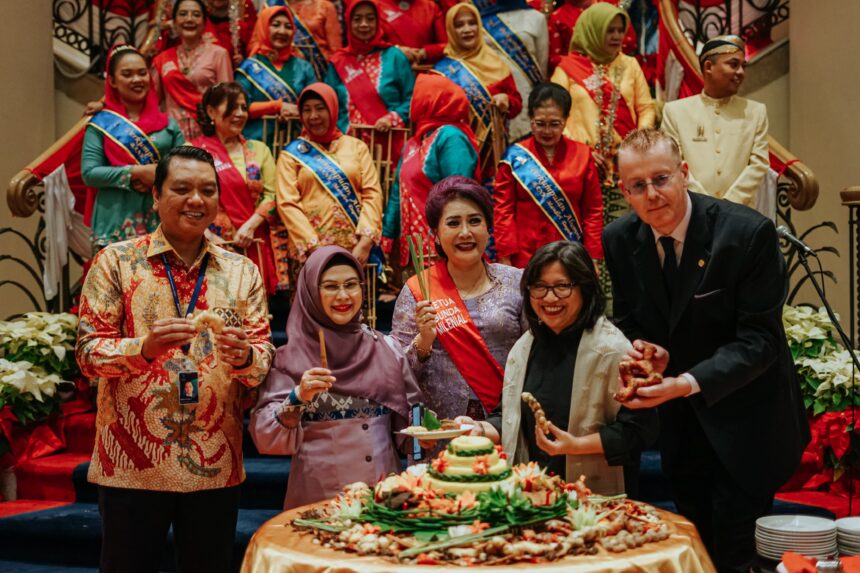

{"left": 0, "top": 500, "right": 70, "bottom": 518}
{"left": 15, "top": 452, "right": 91, "bottom": 502}
{"left": 776, "top": 491, "right": 858, "bottom": 519}
{"left": 10, "top": 408, "right": 96, "bottom": 503}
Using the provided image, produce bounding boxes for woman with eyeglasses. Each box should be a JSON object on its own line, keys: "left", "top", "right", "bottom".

{"left": 251, "top": 246, "right": 422, "bottom": 509}
{"left": 494, "top": 82, "right": 603, "bottom": 268}
{"left": 276, "top": 83, "right": 384, "bottom": 274}
{"left": 455, "top": 241, "right": 658, "bottom": 496}
{"left": 192, "top": 82, "right": 287, "bottom": 294}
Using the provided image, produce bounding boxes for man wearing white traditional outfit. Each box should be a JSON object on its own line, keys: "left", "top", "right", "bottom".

{"left": 661, "top": 35, "right": 769, "bottom": 209}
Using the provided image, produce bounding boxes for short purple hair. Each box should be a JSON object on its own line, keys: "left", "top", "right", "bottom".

{"left": 425, "top": 176, "right": 494, "bottom": 258}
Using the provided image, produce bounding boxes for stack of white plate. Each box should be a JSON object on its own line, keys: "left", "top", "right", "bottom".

{"left": 755, "top": 515, "right": 837, "bottom": 560}
{"left": 837, "top": 517, "right": 860, "bottom": 555}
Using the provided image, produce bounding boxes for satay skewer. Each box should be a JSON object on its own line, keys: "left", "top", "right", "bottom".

{"left": 318, "top": 329, "right": 328, "bottom": 369}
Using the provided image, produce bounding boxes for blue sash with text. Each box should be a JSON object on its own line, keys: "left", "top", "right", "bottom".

{"left": 482, "top": 15, "right": 542, "bottom": 86}
{"left": 501, "top": 144, "right": 584, "bottom": 243}
{"left": 433, "top": 58, "right": 493, "bottom": 129}
{"left": 89, "top": 110, "right": 161, "bottom": 165}
{"left": 236, "top": 58, "right": 298, "bottom": 103}
{"left": 282, "top": 138, "right": 361, "bottom": 226}
{"left": 292, "top": 16, "right": 328, "bottom": 79}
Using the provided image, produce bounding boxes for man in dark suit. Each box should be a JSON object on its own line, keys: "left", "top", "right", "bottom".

{"left": 602, "top": 128, "right": 809, "bottom": 572}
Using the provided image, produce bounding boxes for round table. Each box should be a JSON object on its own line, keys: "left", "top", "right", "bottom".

{"left": 241, "top": 504, "right": 717, "bottom": 573}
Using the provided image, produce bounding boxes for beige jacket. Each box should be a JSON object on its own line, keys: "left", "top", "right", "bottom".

{"left": 500, "top": 316, "right": 631, "bottom": 495}
{"left": 661, "top": 92, "right": 769, "bottom": 208}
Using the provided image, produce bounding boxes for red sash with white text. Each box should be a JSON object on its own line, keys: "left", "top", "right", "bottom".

{"left": 406, "top": 262, "right": 504, "bottom": 412}
{"left": 330, "top": 51, "right": 390, "bottom": 125}
{"left": 376, "top": 0, "right": 424, "bottom": 46}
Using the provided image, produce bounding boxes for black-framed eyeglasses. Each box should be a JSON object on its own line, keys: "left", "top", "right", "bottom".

{"left": 528, "top": 282, "right": 577, "bottom": 299}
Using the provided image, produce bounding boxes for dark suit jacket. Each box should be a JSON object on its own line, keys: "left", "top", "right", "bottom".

{"left": 602, "top": 192, "right": 809, "bottom": 498}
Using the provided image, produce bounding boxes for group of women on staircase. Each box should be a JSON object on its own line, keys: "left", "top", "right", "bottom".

{"left": 82, "top": 1, "right": 652, "bottom": 303}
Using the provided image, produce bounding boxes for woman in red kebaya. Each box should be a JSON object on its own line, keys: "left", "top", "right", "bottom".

{"left": 494, "top": 83, "right": 603, "bottom": 268}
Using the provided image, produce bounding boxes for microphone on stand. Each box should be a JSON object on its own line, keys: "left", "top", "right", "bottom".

{"left": 776, "top": 225, "right": 817, "bottom": 258}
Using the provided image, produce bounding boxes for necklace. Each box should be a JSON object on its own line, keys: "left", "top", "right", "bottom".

{"left": 178, "top": 42, "right": 204, "bottom": 76}
{"left": 454, "top": 267, "right": 489, "bottom": 298}
{"left": 589, "top": 62, "right": 623, "bottom": 184}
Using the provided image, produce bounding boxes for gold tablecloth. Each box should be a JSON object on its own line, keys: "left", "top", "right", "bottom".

{"left": 241, "top": 504, "right": 717, "bottom": 573}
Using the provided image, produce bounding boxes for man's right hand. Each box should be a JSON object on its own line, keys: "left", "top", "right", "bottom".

{"left": 141, "top": 318, "right": 196, "bottom": 361}
{"left": 626, "top": 339, "right": 669, "bottom": 374}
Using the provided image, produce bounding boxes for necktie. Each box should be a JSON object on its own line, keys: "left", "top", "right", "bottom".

{"left": 659, "top": 236, "right": 678, "bottom": 300}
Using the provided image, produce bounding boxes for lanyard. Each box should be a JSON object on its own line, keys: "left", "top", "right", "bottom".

{"left": 161, "top": 252, "right": 209, "bottom": 353}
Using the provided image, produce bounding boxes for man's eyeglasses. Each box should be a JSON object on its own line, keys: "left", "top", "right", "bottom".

{"left": 625, "top": 169, "right": 679, "bottom": 196}
{"left": 528, "top": 282, "right": 577, "bottom": 299}
{"left": 320, "top": 280, "right": 363, "bottom": 295}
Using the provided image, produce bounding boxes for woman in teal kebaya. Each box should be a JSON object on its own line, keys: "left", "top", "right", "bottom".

{"left": 81, "top": 45, "right": 185, "bottom": 250}
{"left": 236, "top": 5, "right": 316, "bottom": 145}
{"left": 325, "top": 0, "right": 415, "bottom": 134}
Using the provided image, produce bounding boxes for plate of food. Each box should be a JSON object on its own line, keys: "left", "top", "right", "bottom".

{"left": 398, "top": 409, "right": 473, "bottom": 439}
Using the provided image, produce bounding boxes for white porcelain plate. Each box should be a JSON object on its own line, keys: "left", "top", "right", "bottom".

{"left": 397, "top": 425, "right": 474, "bottom": 439}
{"left": 757, "top": 515, "right": 837, "bottom": 534}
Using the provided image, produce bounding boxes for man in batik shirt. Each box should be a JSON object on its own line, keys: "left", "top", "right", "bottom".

{"left": 77, "top": 146, "right": 274, "bottom": 573}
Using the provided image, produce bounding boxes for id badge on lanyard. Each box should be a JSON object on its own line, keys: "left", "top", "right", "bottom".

{"left": 162, "top": 253, "right": 209, "bottom": 406}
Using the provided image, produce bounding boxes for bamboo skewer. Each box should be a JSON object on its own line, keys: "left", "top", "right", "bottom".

{"left": 408, "top": 235, "right": 430, "bottom": 301}
{"left": 318, "top": 329, "right": 328, "bottom": 369}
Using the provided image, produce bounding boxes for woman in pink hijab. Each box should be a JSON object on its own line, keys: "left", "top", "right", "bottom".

{"left": 250, "top": 246, "right": 422, "bottom": 509}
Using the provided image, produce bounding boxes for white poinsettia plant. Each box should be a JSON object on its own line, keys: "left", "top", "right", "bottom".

{"left": 0, "top": 312, "right": 79, "bottom": 456}
{"left": 783, "top": 305, "right": 859, "bottom": 415}
{"left": 0, "top": 312, "right": 79, "bottom": 379}
{"left": 0, "top": 359, "right": 62, "bottom": 404}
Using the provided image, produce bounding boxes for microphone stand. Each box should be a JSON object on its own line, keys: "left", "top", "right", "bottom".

{"left": 795, "top": 248, "right": 860, "bottom": 515}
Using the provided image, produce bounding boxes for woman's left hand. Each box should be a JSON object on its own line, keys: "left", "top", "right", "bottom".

{"left": 234, "top": 214, "right": 263, "bottom": 249}
{"left": 374, "top": 116, "right": 392, "bottom": 133}
{"left": 352, "top": 236, "right": 374, "bottom": 265}
{"left": 535, "top": 422, "right": 579, "bottom": 456}
{"left": 492, "top": 93, "right": 510, "bottom": 114}
{"left": 216, "top": 326, "right": 253, "bottom": 369}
